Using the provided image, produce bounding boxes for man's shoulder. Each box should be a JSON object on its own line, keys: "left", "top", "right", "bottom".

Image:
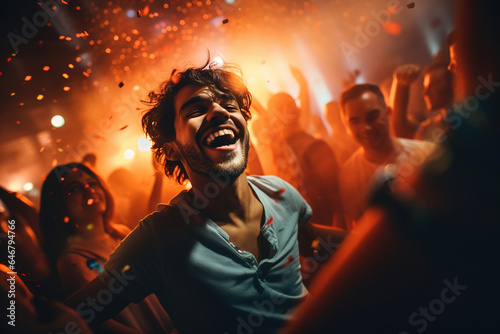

{"left": 140, "top": 202, "right": 189, "bottom": 231}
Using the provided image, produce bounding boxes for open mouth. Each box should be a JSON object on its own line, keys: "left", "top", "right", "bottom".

{"left": 204, "top": 128, "right": 239, "bottom": 148}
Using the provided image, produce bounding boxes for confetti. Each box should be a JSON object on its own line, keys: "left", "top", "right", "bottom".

{"left": 383, "top": 21, "right": 402, "bottom": 35}
{"left": 275, "top": 188, "right": 286, "bottom": 196}
{"left": 64, "top": 217, "right": 70, "bottom": 223}
{"left": 121, "top": 264, "right": 131, "bottom": 273}
{"left": 283, "top": 255, "right": 294, "bottom": 267}
{"left": 63, "top": 86, "right": 70, "bottom": 91}
{"left": 40, "top": 147, "right": 45, "bottom": 152}
{"left": 118, "top": 81, "right": 124, "bottom": 88}
{"left": 37, "top": 94, "right": 44, "bottom": 100}
{"left": 62, "top": 73, "right": 69, "bottom": 79}
{"left": 86, "top": 259, "right": 103, "bottom": 273}
{"left": 25, "top": 75, "right": 32, "bottom": 81}
{"left": 266, "top": 217, "right": 274, "bottom": 225}
{"left": 222, "top": 18, "right": 229, "bottom": 24}
{"left": 406, "top": 2, "right": 415, "bottom": 9}
{"left": 43, "top": 66, "right": 50, "bottom": 71}
{"left": 86, "top": 224, "right": 94, "bottom": 230}
{"left": 119, "top": 125, "right": 128, "bottom": 130}
{"left": 311, "top": 239, "right": 320, "bottom": 249}
{"left": 87, "top": 198, "right": 94, "bottom": 205}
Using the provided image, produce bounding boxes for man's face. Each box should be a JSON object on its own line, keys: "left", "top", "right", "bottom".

{"left": 170, "top": 85, "right": 249, "bottom": 180}
{"left": 423, "top": 68, "right": 452, "bottom": 111}
{"left": 343, "top": 91, "right": 391, "bottom": 150}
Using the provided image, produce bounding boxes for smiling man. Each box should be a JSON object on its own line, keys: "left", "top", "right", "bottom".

{"left": 65, "top": 60, "right": 346, "bottom": 334}
{"left": 338, "top": 84, "right": 434, "bottom": 229}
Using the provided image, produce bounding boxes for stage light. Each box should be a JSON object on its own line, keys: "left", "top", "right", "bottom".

{"left": 51, "top": 115, "right": 65, "bottom": 128}
{"left": 23, "top": 182, "right": 34, "bottom": 192}
{"left": 212, "top": 56, "right": 224, "bottom": 67}
{"left": 137, "top": 136, "right": 152, "bottom": 152}
{"left": 124, "top": 149, "right": 135, "bottom": 159}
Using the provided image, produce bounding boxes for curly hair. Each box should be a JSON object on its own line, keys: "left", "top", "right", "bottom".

{"left": 141, "top": 58, "right": 252, "bottom": 184}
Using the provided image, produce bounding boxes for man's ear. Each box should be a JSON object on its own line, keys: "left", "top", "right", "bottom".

{"left": 163, "top": 142, "right": 180, "bottom": 161}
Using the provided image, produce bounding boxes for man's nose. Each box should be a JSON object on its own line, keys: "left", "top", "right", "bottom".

{"left": 206, "top": 102, "right": 230, "bottom": 123}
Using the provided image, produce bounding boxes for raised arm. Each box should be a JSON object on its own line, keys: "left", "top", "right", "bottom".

{"left": 289, "top": 65, "right": 311, "bottom": 118}
{"left": 148, "top": 153, "right": 164, "bottom": 213}
{"left": 390, "top": 64, "right": 421, "bottom": 138}
{"left": 0, "top": 185, "right": 41, "bottom": 237}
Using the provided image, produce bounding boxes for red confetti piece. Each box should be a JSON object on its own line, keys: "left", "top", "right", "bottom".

{"left": 87, "top": 199, "right": 94, "bottom": 205}
{"left": 25, "top": 75, "right": 32, "bottom": 81}
{"left": 266, "top": 217, "right": 274, "bottom": 225}
{"left": 43, "top": 66, "right": 50, "bottom": 71}
{"left": 64, "top": 217, "right": 70, "bottom": 223}
{"left": 40, "top": 147, "right": 45, "bottom": 152}
{"left": 283, "top": 255, "right": 294, "bottom": 267}
{"left": 383, "top": 21, "right": 402, "bottom": 35}
{"left": 82, "top": 71, "right": 89, "bottom": 77}
{"left": 119, "top": 125, "right": 128, "bottom": 131}
{"left": 275, "top": 188, "right": 286, "bottom": 195}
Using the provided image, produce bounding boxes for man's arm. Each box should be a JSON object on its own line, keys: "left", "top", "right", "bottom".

{"left": 64, "top": 276, "right": 132, "bottom": 331}
{"left": 390, "top": 64, "right": 421, "bottom": 138}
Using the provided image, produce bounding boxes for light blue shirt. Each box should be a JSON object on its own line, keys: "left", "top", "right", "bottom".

{"left": 100, "top": 175, "right": 312, "bottom": 334}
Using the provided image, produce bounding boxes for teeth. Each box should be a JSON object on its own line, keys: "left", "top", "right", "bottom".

{"left": 205, "top": 129, "right": 235, "bottom": 146}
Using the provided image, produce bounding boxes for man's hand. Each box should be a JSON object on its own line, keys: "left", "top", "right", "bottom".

{"left": 393, "top": 64, "right": 421, "bottom": 86}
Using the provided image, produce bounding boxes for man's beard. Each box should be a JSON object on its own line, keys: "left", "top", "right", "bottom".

{"left": 176, "top": 134, "right": 249, "bottom": 181}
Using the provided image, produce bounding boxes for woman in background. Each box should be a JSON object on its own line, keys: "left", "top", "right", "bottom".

{"left": 40, "top": 162, "right": 175, "bottom": 333}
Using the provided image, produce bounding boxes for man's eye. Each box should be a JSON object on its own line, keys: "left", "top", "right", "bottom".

{"left": 225, "top": 105, "right": 238, "bottom": 110}
{"left": 187, "top": 109, "right": 203, "bottom": 117}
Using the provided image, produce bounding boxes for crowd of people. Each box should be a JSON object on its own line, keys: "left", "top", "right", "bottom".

{"left": 1, "top": 0, "right": 498, "bottom": 332}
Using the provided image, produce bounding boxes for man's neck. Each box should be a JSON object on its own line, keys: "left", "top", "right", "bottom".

{"left": 363, "top": 137, "right": 403, "bottom": 164}
{"left": 190, "top": 173, "right": 261, "bottom": 227}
